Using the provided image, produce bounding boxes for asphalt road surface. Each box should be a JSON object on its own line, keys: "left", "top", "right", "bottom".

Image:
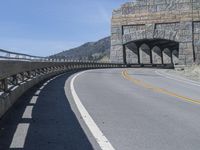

{"left": 0, "top": 68, "right": 200, "bottom": 150}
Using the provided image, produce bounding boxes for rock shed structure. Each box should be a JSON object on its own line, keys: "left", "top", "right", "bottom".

{"left": 110, "top": 0, "right": 200, "bottom": 66}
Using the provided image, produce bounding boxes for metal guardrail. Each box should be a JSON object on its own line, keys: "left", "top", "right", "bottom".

{"left": 0, "top": 49, "right": 46, "bottom": 61}
{"left": 0, "top": 49, "right": 111, "bottom": 63}
{"left": 0, "top": 49, "right": 126, "bottom": 118}
{"left": 0, "top": 61, "right": 124, "bottom": 93}
{"left": 0, "top": 49, "right": 125, "bottom": 93}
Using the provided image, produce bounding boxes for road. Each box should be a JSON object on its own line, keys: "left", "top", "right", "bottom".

{"left": 0, "top": 68, "right": 200, "bottom": 150}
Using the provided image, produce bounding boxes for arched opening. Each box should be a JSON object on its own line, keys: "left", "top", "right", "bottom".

{"left": 123, "top": 39, "right": 179, "bottom": 66}
{"left": 139, "top": 44, "right": 151, "bottom": 64}
{"left": 163, "top": 48, "right": 171, "bottom": 64}
{"left": 152, "top": 46, "right": 162, "bottom": 64}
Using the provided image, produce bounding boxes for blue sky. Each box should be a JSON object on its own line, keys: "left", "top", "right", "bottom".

{"left": 0, "top": 0, "right": 128, "bottom": 56}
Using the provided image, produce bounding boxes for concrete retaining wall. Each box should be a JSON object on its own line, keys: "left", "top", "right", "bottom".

{"left": 0, "top": 60, "right": 123, "bottom": 118}
{"left": 0, "top": 71, "right": 63, "bottom": 118}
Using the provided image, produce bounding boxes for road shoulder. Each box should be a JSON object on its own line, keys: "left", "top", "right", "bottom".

{"left": 156, "top": 69, "right": 200, "bottom": 87}
{"left": 64, "top": 70, "right": 102, "bottom": 150}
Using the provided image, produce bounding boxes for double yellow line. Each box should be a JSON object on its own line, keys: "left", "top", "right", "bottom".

{"left": 122, "top": 69, "right": 200, "bottom": 105}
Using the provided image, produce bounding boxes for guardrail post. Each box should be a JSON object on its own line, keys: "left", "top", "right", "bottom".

{"left": 12, "top": 75, "right": 18, "bottom": 85}
{"left": 33, "top": 70, "right": 37, "bottom": 77}
{"left": 41, "top": 68, "right": 46, "bottom": 74}
{"left": 20, "top": 73, "right": 25, "bottom": 82}
{"left": 27, "top": 71, "right": 31, "bottom": 79}
{"left": 35, "top": 69, "right": 39, "bottom": 76}
{"left": 0, "top": 79, "right": 8, "bottom": 92}
{"left": 44, "top": 68, "right": 47, "bottom": 74}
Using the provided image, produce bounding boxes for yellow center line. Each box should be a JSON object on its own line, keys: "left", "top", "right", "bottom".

{"left": 122, "top": 69, "right": 200, "bottom": 105}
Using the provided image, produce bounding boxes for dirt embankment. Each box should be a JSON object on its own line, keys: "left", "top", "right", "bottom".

{"left": 167, "top": 65, "right": 200, "bottom": 82}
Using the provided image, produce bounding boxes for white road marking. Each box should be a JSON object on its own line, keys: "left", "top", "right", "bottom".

{"left": 10, "top": 123, "right": 30, "bottom": 148}
{"left": 46, "top": 80, "right": 50, "bottom": 83}
{"left": 43, "top": 82, "right": 48, "bottom": 86}
{"left": 35, "top": 90, "right": 41, "bottom": 95}
{"left": 30, "top": 96, "right": 38, "bottom": 104}
{"left": 155, "top": 70, "right": 200, "bottom": 87}
{"left": 22, "top": 106, "right": 33, "bottom": 119}
{"left": 70, "top": 71, "right": 115, "bottom": 150}
{"left": 39, "top": 86, "right": 45, "bottom": 90}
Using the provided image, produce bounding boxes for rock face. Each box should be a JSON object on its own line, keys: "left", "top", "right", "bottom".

{"left": 111, "top": 0, "right": 200, "bottom": 65}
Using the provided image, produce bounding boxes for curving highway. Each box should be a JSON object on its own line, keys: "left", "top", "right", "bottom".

{"left": 0, "top": 68, "right": 200, "bottom": 150}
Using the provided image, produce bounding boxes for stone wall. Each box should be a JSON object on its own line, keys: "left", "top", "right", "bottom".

{"left": 111, "top": 0, "right": 200, "bottom": 65}
{"left": 194, "top": 21, "right": 200, "bottom": 64}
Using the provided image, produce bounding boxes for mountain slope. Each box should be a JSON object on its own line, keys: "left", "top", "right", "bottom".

{"left": 51, "top": 37, "right": 110, "bottom": 61}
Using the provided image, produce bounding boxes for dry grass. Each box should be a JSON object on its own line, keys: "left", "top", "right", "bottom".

{"left": 99, "top": 55, "right": 110, "bottom": 62}
{"left": 168, "top": 65, "right": 200, "bottom": 81}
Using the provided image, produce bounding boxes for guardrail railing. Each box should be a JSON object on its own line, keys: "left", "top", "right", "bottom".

{"left": 0, "top": 49, "right": 125, "bottom": 118}
{"left": 0, "top": 61, "right": 123, "bottom": 93}
{"left": 0, "top": 49, "right": 124, "bottom": 93}
{"left": 0, "top": 49, "right": 47, "bottom": 61}
{"left": 0, "top": 49, "right": 112, "bottom": 63}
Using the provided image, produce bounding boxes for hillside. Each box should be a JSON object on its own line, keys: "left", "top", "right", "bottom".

{"left": 51, "top": 37, "right": 110, "bottom": 62}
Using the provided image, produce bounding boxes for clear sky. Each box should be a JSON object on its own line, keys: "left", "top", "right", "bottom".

{"left": 0, "top": 0, "right": 128, "bottom": 56}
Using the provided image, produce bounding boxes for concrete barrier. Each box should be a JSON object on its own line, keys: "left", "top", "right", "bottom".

{"left": 0, "top": 60, "right": 123, "bottom": 118}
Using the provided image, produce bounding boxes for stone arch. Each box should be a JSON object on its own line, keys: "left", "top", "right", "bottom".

{"left": 122, "top": 38, "right": 179, "bottom": 65}
{"left": 163, "top": 48, "right": 171, "bottom": 64}
{"left": 111, "top": 0, "right": 199, "bottom": 65}
{"left": 152, "top": 46, "right": 162, "bottom": 64}
{"left": 139, "top": 43, "right": 151, "bottom": 64}
{"left": 153, "top": 29, "right": 178, "bottom": 42}
{"left": 172, "top": 50, "right": 179, "bottom": 65}
{"left": 123, "top": 30, "right": 179, "bottom": 45}
{"left": 125, "top": 42, "right": 139, "bottom": 64}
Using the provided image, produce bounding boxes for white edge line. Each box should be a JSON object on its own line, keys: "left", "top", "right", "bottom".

{"left": 155, "top": 70, "right": 200, "bottom": 87}
{"left": 70, "top": 71, "right": 115, "bottom": 150}
{"left": 10, "top": 123, "right": 30, "bottom": 148}
{"left": 22, "top": 106, "right": 33, "bottom": 119}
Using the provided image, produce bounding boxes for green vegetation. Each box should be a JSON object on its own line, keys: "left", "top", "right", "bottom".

{"left": 50, "top": 37, "right": 110, "bottom": 62}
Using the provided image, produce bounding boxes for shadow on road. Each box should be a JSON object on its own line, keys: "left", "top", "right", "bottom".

{"left": 0, "top": 71, "right": 94, "bottom": 150}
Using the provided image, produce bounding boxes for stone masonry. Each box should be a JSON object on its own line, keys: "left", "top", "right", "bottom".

{"left": 111, "top": 0, "right": 200, "bottom": 65}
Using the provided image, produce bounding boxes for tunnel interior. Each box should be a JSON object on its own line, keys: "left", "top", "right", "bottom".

{"left": 124, "top": 39, "right": 179, "bottom": 66}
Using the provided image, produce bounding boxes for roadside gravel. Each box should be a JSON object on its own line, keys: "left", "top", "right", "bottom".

{"left": 166, "top": 65, "right": 200, "bottom": 82}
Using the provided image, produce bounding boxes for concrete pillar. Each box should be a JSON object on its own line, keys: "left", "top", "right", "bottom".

{"left": 123, "top": 45, "right": 127, "bottom": 65}
{"left": 193, "top": 22, "right": 200, "bottom": 64}
{"left": 137, "top": 46, "right": 140, "bottom": 64}
{"left": 161, "top": 49, "right": 164, "bottom": 64}
{"left": 150, "top": 47, "right": 153, "bottom": 64}
{"left": 125, "top": 43, "right": 139, "bottom": 64}
{"left": 139, "top": 44, "right": 151, "bottom": 64}
{"left": 152, "top": 46, "right": 162, "bottom": 64}
{"left": 172, "top": 50, "right": 179, "bottom": 65}
{"left": 163, "top": 48, "right": 171, "bottom": 64}
{"left": 110, "top": 25, "right": 124, "bottom": 63}
{"left": 195, "top": 46, "right": 200, "bottom": 64}
{"left": 178, "top": 22, "right": 194, "bottom": 65}
{"left": 170, "top": 49, "right": 173, "bottom": 64}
